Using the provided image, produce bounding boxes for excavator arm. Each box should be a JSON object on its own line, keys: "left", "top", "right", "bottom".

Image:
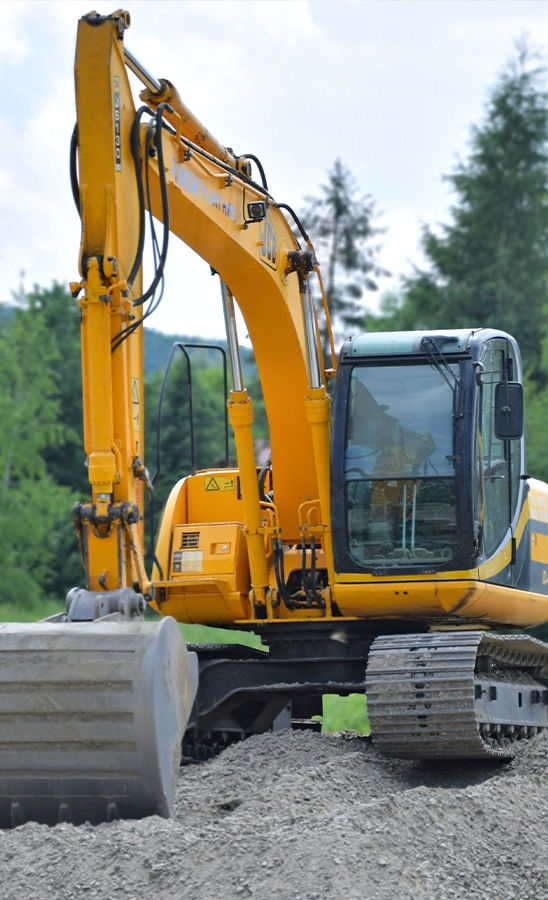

{"left": 71, "top": 10, "right": 333, "bottom": 603}
{"left": 0, "top": 9, "right": 334, "bottom": 827}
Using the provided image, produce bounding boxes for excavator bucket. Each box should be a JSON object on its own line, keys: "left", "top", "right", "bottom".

{"left": 0, "top": 616, "right": 197, "bottom": 827}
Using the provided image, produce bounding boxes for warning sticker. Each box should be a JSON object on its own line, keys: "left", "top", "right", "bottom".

{"left": 205, "top": 475, "right": 236, "bottom": 492}
{"left": 173, "top": 550, "right": 203, "bottom": 573}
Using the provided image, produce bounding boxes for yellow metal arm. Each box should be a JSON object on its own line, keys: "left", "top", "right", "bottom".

{"left": 73, "top": 11, "right": 148, "bottom": 594}
{"left": 73, "top": 10, "right": 333, "bottom": 603}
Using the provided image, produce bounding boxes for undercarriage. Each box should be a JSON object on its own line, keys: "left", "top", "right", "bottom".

{"left": 184, "top": 622, "right": 548, "bottom": 761}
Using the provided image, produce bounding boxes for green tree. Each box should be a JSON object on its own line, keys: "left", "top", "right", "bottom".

{"left": 27, "top": 283, "right": 86, "bottom": 494}
{"left": 0, "top": 298, "right": 74, "bottom": 609}
{"left": 301, "top": 158, "right": 386, "bottom": 351}
{"left": 525, "top": 331, "right": 548, "bottom": 484}
{"left": 28, "top": 283, "right": 87, "bottom": 596}
{"left": 389, "top": 44, "right": 548, "bottom": 374}
{"left": 0, "top": 285, "right": 275, "bottom": 608}
{"left": 145, "top": 356, "right": 236, "bottom": 516}
{"left": 363, "top": 289, "right": 419, "bottom": 333}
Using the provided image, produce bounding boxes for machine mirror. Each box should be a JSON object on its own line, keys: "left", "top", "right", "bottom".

{"left": 494, "top": 382, "right": 523, "bottom": 439}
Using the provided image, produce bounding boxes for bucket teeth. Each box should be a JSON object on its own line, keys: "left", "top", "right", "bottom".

{"left": 0, "top": 617, "right": 197, "bottom": 827}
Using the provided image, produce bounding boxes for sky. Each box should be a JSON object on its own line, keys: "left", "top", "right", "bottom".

{"left": 1, "top": 0, "right": 548, "bottom": 338}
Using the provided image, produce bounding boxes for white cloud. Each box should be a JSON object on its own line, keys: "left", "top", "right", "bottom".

{"left": 179, "top": 0, "right": 323, "bottom": 42}
{"left": 2, "top": 0, "right": 548, "bottom": 335}
{"left": 0, "top": 2, "right": 31, "bottom": 66}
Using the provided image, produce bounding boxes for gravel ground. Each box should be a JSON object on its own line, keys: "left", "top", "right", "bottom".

{"left": 2, "top": 730, "right": 548, "bottom": 900}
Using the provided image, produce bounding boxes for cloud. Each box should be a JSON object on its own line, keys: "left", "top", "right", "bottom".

{"left": 3, "top": 0, "right": 547, "bottom": 335}
{"left": 375, "top": 208, "right": 427, "bottom": 297}
{"left": 0, "top": 3, "right": 31, "bottom": 67}
{"left": 180, "top": 0, "right": 323, "bottom": 42}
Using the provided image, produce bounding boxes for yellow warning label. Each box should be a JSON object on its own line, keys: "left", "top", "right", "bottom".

{"left": 205, "top": 475, "right": 236, "bottom": 492}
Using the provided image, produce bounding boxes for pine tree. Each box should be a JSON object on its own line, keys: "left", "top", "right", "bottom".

{"left": 396, "top": 43, "right": 548, "bottom": 376}
{"left": 301, "top": 159, "right": 386, "bottom": 350}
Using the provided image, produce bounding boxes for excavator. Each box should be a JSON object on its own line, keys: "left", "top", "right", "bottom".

{"left": 2, "top": 9, "right": 548, "bottom": 827}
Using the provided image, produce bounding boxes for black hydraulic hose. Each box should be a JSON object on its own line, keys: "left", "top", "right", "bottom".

{"left": 71, "top": 108, "right": 152, "bottom": 352}
{"left": 113, "top": 128, "right": 167, "bottom": 348}
{"left": 70, "top": 124, "right": 80, "bottom": 214}
{"left": 111, "top": 104, "right": 171, "bottom": 351}
{"left": 274, "top": 202, "right": 309, "bottom": 246}
{"left": 157, "top": 111, "right": 271, "bottom": 199}
{"left": 273, "top": 538, "right": 288, "bottom": 605}
{"left": 142, "top": 120, "right": 168, "bottom": 321}
{"left": 126, "top": 105, "right": 150, "bottom": 291}
{"left": 240, "top": 153, "right": 268, "bottom": 191}
{"left": 131, "top": 103, "right": 171, "bottom": 307}
{"left": 68, "top": 110, "right": 146, "bottom": 279}
{"left": 258, "top": 460, "right": 272, "bottom": 502}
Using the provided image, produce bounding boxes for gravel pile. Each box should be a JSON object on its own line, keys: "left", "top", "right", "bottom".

{"left": 2, "top": 730, "right": 548, "bottom": 899}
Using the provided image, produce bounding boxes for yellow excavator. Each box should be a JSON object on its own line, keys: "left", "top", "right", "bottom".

{"left": 2, "top": 9, "right": 548, "bottom": 827}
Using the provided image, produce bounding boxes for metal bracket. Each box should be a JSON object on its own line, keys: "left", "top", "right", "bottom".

{"left": 65, "top": 586, "right": 147, "bottom": 622}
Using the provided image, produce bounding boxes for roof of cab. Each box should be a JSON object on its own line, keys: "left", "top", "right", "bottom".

{"left": 346, "top": 329, "right": 479, "bottom": 357}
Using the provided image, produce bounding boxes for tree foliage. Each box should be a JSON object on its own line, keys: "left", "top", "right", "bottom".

{"left": 0, "top": 292, "right": 76, "bottom": 607}
{"left": 146, "top": 360, "right": 235, "bottom": 515}
{"left": 380, "top": 44, "right": 548, "bottom": 380}
{"left": 0, "top": 284, "right": 253, "bottom": 611}
{"left": 28, "top": 283, "right": 87, "bottom": 493}
{"left": 301, "top": 158, "right": 386, "bottom": 350}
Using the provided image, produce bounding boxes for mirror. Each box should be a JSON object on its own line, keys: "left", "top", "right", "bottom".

{"left": 494, "top": 382, "right": 523, "bottom": 439}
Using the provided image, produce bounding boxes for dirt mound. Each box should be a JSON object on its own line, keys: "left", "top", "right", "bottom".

{"left": 3, "top": 730, "right": 548, "bottom": 899}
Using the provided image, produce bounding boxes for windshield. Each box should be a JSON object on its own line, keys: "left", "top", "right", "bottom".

{"left": 344, "top": 362, "right": 458, "bottom": 568}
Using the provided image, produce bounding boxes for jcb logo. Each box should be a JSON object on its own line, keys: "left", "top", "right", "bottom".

{"left": 260, "top": 215, "right": 277, "bottom": 270}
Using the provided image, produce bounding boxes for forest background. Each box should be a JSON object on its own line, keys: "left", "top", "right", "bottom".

{"left": 2, "top": 46, "right": 548, "bottom": 640}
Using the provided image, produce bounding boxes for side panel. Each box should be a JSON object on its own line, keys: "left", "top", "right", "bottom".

{"left": 332, "top": 577, "right": 548, "bottom": 627}
{"left": 523, "top": 478, "right": 548, "bottom": 594}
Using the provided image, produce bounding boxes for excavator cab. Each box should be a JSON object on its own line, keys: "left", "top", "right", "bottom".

{"left": 331, "top": 328, "right": 527, "bottom": 588}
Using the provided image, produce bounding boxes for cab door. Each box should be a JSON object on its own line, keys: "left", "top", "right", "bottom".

{"left": 474, "top": 338, "right": 522, "bottom": 584}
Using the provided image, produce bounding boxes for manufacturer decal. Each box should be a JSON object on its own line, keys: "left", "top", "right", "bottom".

{"left": 171, "top": 158, "right": 237, "bottom": 222}
{"left": 113, "top": 76, "right": 121, "bottom": 172}
{"left": 260, "top": 214, "right": 277, "bottom": 269}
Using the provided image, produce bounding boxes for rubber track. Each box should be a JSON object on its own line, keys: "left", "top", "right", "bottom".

{"left": 366, "top": 631, "right": 548, "bottom": 760}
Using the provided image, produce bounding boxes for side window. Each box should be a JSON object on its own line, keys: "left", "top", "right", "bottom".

{"left": 475, "top": 339, "right": 520, "bottom": 557}
{"left": 507, "top": 345, "right": 522, "bottom": 513}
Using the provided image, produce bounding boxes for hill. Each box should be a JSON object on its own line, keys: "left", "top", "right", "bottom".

{"left": 144, "top": 327, "right": 256, "bottom": 377}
